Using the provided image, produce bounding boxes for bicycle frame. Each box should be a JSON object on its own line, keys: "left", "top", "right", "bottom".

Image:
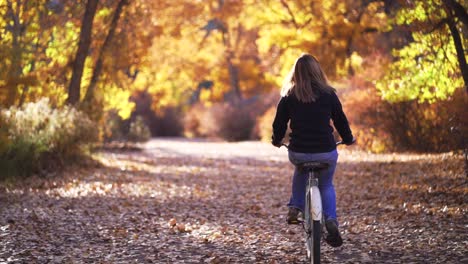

{"left": 308, "top": 173, "right": 322, "bottom": 221}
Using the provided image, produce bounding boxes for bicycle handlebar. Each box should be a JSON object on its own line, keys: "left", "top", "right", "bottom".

{"left": 281, "top": 139, "right": 355, "bottom": 149}
{"left": 335, "top": 140, "right": 356, "bottom": 146}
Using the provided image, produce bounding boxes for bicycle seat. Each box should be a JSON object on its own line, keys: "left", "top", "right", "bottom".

{"left": 296, "top": 161, "right": 329, "bottom": 173}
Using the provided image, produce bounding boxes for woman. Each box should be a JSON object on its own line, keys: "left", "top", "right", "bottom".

{"left": 271, "top": 53, "right": 355, "bottom": 247}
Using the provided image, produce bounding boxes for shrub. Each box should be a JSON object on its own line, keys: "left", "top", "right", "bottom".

{"left": 215, "top": 103, "right": 256, "bottom": 141}
{"left": 102, "top": 110, "right": 126, "bottom": 142}
{"left": 255, "top": 106, "right": 278, "bottom": 142}
{"left": 151, "top": 107, "right": 183, "bottom": 137}
{"left": 0, "top": 98, "right": 98, "bottom": 177}
{"left": 183, "top": 102, "right": 256, "bottom": 141}
{"left": 103, "top": 111, "right": 156, "bottom": 143}
{"left": 130, "top": 90, "right": 183, "bottom": 137}
{"left": 379, "top": 91, "right": 467, "bottom": 152}
{"left": 183, "top": 103, "right": 207, "bottom": 138}
{"left": 127, "top": 115, "right": 151, "bottom": 142}
{"left": 340, "top": 78, "right": 391, "bottom": 153}
{"left": 342, "top": 77, "right": 467, "bottom": 153}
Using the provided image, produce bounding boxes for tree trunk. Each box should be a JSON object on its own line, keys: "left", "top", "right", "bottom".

{"left": 84, "top": 0, "right": 127, "bottom": 104}
{"left": 222, "top": 28, "right": 241, "bottom": 104}
{"left": 446, "top": 18, "right": 468, "bottom": 94}
{"left": 345, "top": 35, "right": 355, "bottom": 77}
{"left": 66, "top": 0, "right": 99, "bottom": 105}
{"left": 226, "top": 51, "right": 242, "bottom": 103}
{"left": 5, "top": 0, "right": 23, "bottom": 107}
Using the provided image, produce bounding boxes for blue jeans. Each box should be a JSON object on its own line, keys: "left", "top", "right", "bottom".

{"left": 287, "top": 149, "right": 339, "bottom": 222}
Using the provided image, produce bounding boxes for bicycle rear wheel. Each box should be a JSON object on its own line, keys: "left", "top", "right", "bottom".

{"left": 305, "top": 191, "right": 321, "bottom": 264}
{"left": 304, "top": 189, "right": 312, "bottom": 260}
{"left": 312, "top": 220, "right": 321, "bottom": 264}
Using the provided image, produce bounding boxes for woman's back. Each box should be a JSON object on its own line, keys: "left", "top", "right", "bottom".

{"left": 273, "top": 90, "right": 352, "bottom": 153}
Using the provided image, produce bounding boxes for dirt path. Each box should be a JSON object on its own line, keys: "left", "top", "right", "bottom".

{"left": 1, "top": 138, "right": 466, "bottom": 263}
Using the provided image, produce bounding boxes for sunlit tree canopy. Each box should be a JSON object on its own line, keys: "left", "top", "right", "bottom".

{"left": 377, "top": 0, "right": 467, "bottom": 102}
{"left": 0, "top": 0, "right": 465, "bottom": 122}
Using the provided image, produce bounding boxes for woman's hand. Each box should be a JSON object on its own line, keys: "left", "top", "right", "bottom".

{"left": 271, "top": 140, "right": 282, "bottom": 148}
{"left": 344, "top": 137, "right": 356, "bottom": 145}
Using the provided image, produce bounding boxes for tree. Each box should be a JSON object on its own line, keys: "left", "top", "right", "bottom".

{"left": 66, "top": 0, "right": 98, "bottom": 105}
{"left": 377, "top": 0, "right": 467, "bottom": 102}
{"left": 200, "top": 1, "right": 250, "bottom": 103}
{"left": 1, "top": 0, "right": 45, "bottom": 107}
{"left": 443, "top": 0, "right": 468, "bottom": 92}
{"left": 136, "top": 0, "right": 273, "bottom": 110}
{"left": 0, "top": 0, "right": 83, "bottom": 107}
{"left": 83, "top": 0, "right": 128, "bottom": 104}
{"left": 249, "top": 0, "right": 388, "bottom": 87}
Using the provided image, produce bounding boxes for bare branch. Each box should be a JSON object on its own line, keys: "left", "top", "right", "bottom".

{"left": 280, "top": 0, "right": 299, "bottom": 29}
{"left": 424, "top": 18, "right": 449, "bottom": 34}
{"left": 443, "top": 0, "right": 468, "bottom": 27}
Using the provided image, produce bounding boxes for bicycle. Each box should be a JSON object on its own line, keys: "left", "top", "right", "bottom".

{"left": 282, "top": 141, "right": 346, "bottom": 264}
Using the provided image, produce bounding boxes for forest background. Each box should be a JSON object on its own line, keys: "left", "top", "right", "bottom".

{"left": 0, "top": 0, "right": 467, "bottom": 176}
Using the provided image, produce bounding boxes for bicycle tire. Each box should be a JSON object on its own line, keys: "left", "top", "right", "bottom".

{"left": 306, "top": 228, "right": 312, "bottom": 261}
{"left": 312, "top": 220, "right": 321, "bottom": 264}
{"left": 304, "top": 190, "right": 313, "bottom": 261}
{"left": 305, "top": 191, "right": 321, "bottom": 264}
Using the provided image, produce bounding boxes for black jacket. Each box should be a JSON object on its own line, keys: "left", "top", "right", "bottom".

{"left": 272, "top": 91, "right": 353, "bottom": 153}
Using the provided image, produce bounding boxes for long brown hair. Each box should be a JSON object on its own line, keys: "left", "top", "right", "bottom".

{"left": 281, "top": 53, "right": 332, "bottom": 102}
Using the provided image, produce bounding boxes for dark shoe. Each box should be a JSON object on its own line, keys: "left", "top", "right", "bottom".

{"left": 325, "top": 219, "right": 343, "bottom": 247}
{"left": 287, "top": 207, "right": 301, "bottom": 225}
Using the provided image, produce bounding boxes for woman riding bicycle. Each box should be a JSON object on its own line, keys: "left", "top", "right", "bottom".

{"left": 271, "top": 53, "right": 355, "bottom": 248}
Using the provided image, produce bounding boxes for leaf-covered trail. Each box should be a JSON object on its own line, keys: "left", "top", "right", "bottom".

{"left": 1, "top": 138, "right": 466, "bottom": 263}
